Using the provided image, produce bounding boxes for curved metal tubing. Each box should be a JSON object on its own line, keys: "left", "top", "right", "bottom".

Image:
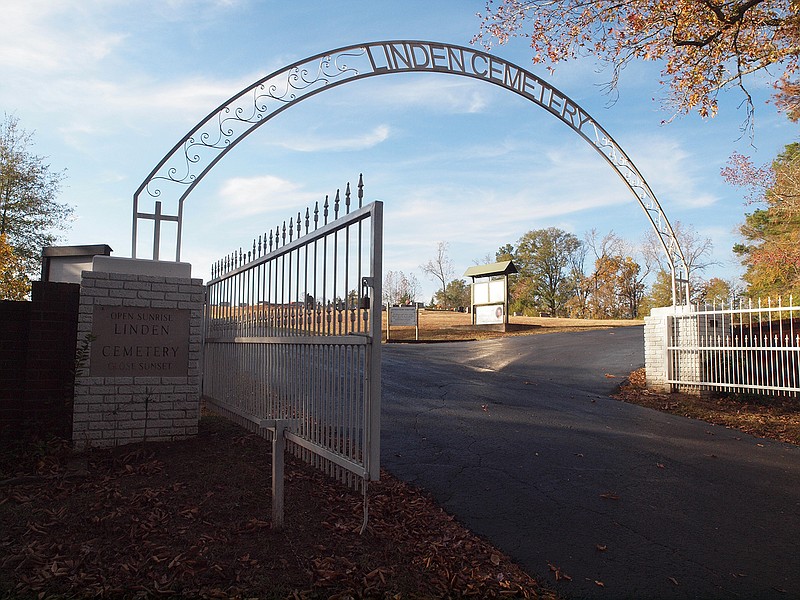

{"left": 133, "top": 40, "right": 689, "bottom": 303}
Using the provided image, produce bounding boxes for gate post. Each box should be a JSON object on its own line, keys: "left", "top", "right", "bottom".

{"left": 644, "top": 306, "right": 674, "bottom": 393}
{"left": 646, "top": 304, "right": 712, "bottom": 395}
{"left": 271, "top": 421, "right": 287, "bottom": 530}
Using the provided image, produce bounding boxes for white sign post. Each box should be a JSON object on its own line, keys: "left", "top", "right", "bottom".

{"left": 387, "top": 305, "right": 419, "bottom": 340}
{"left": 464, "top": 261, "right": 518, "bottom": 330}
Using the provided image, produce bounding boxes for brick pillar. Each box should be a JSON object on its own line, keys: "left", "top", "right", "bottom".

{"left": 644, "top": 306, "right": 672, "bottom": 393}
{"left": 645, "top": 304, "right": 708, "bottom": 395}
{"left": 73, "top": 258, "right": 204, "bottom": 448}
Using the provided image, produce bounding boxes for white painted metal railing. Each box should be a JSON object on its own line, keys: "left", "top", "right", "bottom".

{"left": 667, "top": 297, "right": 799, "bottom": 397}
{"left": 203, "top": 180, "right": 382, "bottom": 500}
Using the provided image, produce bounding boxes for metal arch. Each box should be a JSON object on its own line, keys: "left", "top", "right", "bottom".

{"left": 133, "top": 39, "right": 690, "bottom": 304}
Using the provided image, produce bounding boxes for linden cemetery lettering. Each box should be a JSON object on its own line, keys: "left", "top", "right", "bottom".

{"left": 90, "top": 306, "right": 190, "bottom": 376}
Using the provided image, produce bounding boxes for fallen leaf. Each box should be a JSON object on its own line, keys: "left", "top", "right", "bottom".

{"left": 547, "top": 562, "right": 572, "bottom": 582}
{"left": 599, "top": 492, "right": 620, "bottom": 500}
{"left": 595, "top": 544, "right": 608, "bottom": 552}
{"left": 668, "top": 576, "right": 679, "bottom": 586}
{"left": 656, "top": 463, "right": 665, "bottom": 469}
{"left": 604, "top": 374, "right": 616, "bottom": 378}
{"left": 490, "top": 553, "right": 501, "bottom": 566}
{"left": 595, "top": 580, "right": 605, "bottom": 587}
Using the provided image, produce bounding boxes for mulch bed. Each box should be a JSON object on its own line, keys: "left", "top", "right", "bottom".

{"left": 614, "top": 368, "right": 800, "bottom": 446}
{"left": 0, "top": 416, "right": 557, "bottom": 599}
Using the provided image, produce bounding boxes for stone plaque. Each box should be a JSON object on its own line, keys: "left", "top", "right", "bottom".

{"left": 90, "top": 306, "right": 190, "bottom": 377}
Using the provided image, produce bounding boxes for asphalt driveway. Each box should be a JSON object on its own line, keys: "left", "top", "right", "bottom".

{"left": 381, "top": 327, "right": 800, "bottom": 599}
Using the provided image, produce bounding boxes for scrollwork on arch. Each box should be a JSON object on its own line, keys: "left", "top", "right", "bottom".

{"left": 133, "top": 40, "right": 688, "bottom": 303}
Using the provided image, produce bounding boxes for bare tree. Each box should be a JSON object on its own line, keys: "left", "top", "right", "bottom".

{"left": 383, "top": 270, "right": 421, "bottom": 305}
{"left": 421, "top": 241, "right": 454, "bottom": 308}
{"left": 642, "top": 221, "right": 716, "bottom": 297}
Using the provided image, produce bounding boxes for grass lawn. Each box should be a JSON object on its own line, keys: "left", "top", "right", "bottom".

{"left": 382, "top": 309, "right": 640, "bottom": 342}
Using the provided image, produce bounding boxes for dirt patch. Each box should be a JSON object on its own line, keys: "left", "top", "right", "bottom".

{"left": 0, "top": 416, "right": 557, "bottom": 599}
{"left": 614, "top": 368, "right": 800, "bottom": 446}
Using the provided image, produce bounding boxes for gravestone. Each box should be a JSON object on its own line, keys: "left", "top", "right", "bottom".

{"left": 72, "top": 256, "right": 204, "bottom": 448}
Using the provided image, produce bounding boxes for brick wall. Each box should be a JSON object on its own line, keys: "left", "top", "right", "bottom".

{"left": 73, "top": 268, "right": 204, "bottom": 449}
{"left": 0, "top": 282, "right": 80, "bottom": 439}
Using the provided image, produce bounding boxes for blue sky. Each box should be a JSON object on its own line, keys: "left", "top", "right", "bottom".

{"left": 2, "top": 0, "right": 795, "bottom": 302}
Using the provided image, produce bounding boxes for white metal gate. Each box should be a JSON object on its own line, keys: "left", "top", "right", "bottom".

{"left": 203, "top": 178, "right": 382, "bottom": 490}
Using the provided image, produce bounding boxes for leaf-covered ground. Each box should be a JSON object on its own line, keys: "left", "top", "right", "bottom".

{"left": 4, "top": 319, "right": 796, "bottom": 599}
{"left": 614, "top": 368, "right": 800, "bottom": 445}
{"left": 0, "top": 416, "right": 558, "bottom": 599}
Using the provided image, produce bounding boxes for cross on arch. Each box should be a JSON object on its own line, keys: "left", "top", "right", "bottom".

{"left": 134, "top": 200, "right": 180, "bottom": 261}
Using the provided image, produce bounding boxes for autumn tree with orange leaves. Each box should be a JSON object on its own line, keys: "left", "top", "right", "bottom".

{"left": 474, "top": 0, "right": 800, "bottom": 126}
{"left": 0, "top": 233, "right": 28, "bottom": 300}
{"left": 724, "top": 143, "right": 800, "bottom": 298}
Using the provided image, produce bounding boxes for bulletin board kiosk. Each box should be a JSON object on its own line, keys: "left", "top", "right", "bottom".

{"left": 464, "top": 260, "right": 518, "bottom": 332}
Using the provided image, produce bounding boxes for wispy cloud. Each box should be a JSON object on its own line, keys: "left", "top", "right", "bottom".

{"left": 344, "top": 77, "right": 492, "bottom": 114}
{"left": 217, "top": 175, "right": 319, "bottom": 219}
{"left": 0, "top": 1, "right": 126, "bottom": 73}
{"left": 0, "top": 1, "right": 273, "bottom": 146}
{"left": 274, "top": 125, "right": 391, "bottom": 152}
{"left": 615, "top": 134, "right": 722, "bottom": 209}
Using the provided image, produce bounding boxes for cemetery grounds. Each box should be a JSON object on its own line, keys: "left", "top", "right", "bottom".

{"left": 1, "top": 311, "right": 797, "bottom": 598}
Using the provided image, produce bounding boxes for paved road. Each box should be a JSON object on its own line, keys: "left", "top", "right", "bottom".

{"left": 381, "top": 327, "right": 800, "bottom": 599}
